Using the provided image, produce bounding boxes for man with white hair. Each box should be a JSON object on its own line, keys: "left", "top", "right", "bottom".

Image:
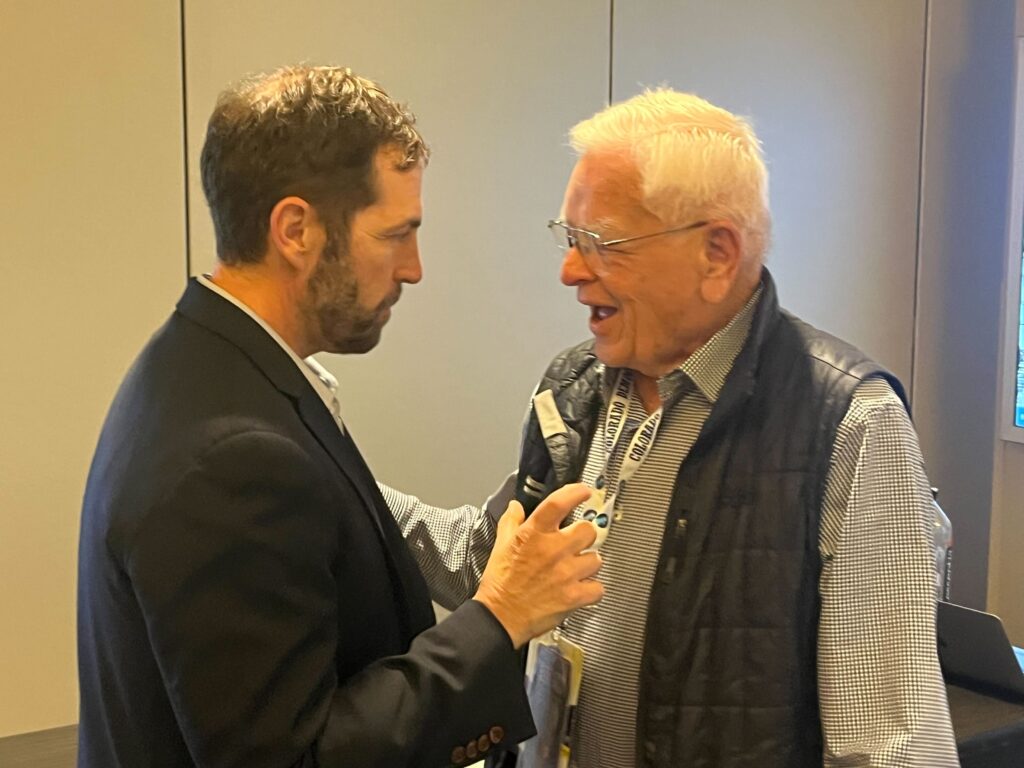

{"left": 384, "top": 89, "right": 959, "bottom": 767}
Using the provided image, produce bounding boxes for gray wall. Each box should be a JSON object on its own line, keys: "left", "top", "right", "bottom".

{"left": 0, "top": 0, "right": 186, "bottom": 736}
{"left": 915, "top": 0, "right": 1016, "bottom": 609}
{"left": 2, "top": 0, "right": 1020, "bottom": 736}
{"left": 183, "top": 0, "right": 937, "bottom": 507}
{"left": 613, "top": 0, "right": 927, "bottom": 385}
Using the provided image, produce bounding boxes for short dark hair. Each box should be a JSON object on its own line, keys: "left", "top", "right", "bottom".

{"left": 200, "top": 65, "right": 428, "bottom": 264}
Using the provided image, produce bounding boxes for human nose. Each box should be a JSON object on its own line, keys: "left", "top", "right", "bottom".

{"left": 396, "top": 235, "right": 422, "bottom": 285}
{"left": 559, "top": 243, "right": 597, "bottom": 287}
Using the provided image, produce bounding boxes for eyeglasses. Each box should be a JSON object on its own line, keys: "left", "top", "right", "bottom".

{"left": 547, "top": 218, "right": 708, "bottom": 262}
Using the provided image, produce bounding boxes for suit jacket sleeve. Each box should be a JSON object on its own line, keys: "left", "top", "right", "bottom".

{"left": 124, "top": 428, "right": 534, "bottom": 768}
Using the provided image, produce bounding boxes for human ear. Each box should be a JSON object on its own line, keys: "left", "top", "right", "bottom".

{"left": 267, "top": 196, "right": 324, "bottom": 276}
{"left": 699, "top": 222, "right": 742, "bottom": 304}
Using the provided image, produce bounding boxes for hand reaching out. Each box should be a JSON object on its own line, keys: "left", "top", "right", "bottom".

{"left": 473, "top": 483, "right": 604, "bottom": 649}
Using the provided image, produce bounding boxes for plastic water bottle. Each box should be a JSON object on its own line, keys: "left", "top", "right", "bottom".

{"left": 931, "top": 487, "right": 953, "bottom": 601}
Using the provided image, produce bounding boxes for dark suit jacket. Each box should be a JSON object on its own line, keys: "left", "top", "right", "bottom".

{"left": 77, "top": 279, "right": 534, "bottom": 768}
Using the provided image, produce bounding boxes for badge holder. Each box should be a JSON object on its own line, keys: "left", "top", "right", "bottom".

{"left": 519, "top": 630, "right": 585, "bottom": 768}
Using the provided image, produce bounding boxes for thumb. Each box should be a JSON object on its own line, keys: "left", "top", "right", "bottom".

{"left": 527, "top": 483, "right": 592, "bottom": 532}
{"left": 496, "top": 499, "right": 526, "bottom": 540}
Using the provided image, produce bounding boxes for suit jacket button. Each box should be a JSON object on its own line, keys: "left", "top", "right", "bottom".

{"left": 489, "top": 725, "right": 505, "bottom": 744}
{"left": 451, "top": 745, "right": 466, "bottom": 764}
{"left": 466, "top": 740, "right": 478, "bottom": 760}
{"left": 477, "top": 734, "right": 491, "bottom": 752}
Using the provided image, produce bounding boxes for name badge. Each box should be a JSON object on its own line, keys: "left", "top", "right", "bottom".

{"left": 519, "top": 634, "right": 585, "bottom": 768}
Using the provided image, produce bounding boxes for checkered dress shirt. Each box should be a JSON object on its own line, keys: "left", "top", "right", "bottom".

{"left": 381, "top": 290, "right": 959, "bottom": 767}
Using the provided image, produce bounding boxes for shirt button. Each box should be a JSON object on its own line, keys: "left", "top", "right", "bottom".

{"left": 451, "top": 745, "right": 466, "bottom": 764}
{"left": 489, "top": 725, "right": 505, "bottom": 744}
{"left": 477, "top": 734, "right": 491, "bottom": 752}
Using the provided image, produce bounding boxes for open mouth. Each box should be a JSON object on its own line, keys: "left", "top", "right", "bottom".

{"left": 589, "top": 305, "right": 617, "bottom": 333}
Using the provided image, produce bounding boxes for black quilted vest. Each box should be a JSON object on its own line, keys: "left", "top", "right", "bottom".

{"left": 514, "top": 271, "right": 906, "bottom": 767}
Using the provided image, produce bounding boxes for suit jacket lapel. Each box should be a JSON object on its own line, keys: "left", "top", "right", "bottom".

{"left": 293, "top": 388, "right": 390, "bottom": 539}
{"left": 175, "top": 279, "right": 404, "bottom": 592}
{"left": 294, "top": 390, "right": 431, "bottom": 638}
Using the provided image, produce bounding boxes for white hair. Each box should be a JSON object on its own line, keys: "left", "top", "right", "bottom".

{"left": 570, "top": 88, "right": 771, "bottom": 261}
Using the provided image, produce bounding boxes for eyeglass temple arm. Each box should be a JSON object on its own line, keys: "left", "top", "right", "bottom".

{"left": 600, "top": 220, "right": 709, "bottom": 248}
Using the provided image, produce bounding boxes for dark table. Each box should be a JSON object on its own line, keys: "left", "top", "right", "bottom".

{"left": 948, "top": 682, "right": 1024, "bottom": 768}
{"left": 0, "top": 725, "right": 76, "bottom": 768}
{"left": 0, "top": 686, "right": 1021, "bottom": 767}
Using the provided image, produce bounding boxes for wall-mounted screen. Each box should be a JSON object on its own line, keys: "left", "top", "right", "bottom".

{"left": 1017, "top": 260, "right": 1024, "bottom": 428}
{"left": 1001, "top": 38, "right": 1024, "bottom": 442}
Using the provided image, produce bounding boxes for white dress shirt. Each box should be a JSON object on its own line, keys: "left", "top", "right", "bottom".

{"left": 196, "top": 275, "right": 344, "bottom": 433}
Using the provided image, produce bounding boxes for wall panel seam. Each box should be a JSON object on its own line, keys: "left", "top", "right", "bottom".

{"left": 911, "top": 0, "right": 932, "bottom": 408}
{"left": 607, "top": 0, "right": 614, "bottom": 105}
{"left": 179, "top": 0, "right": 192, "bottom": 281}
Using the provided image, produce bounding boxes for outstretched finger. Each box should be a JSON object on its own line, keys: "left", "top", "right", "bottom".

{"left": 527, "top": 483, "right": 592, "bottom": 532}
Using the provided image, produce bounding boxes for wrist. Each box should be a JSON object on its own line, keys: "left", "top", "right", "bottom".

{"left": 472, "top": 592, "right": 528, "bottom": 650}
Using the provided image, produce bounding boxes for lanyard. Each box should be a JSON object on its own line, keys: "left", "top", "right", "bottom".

{"left": 601, "top": 368, "right": 664, "bottom": 504}
{"left": 582, "top": 369, "right": 665, "bottom": 548}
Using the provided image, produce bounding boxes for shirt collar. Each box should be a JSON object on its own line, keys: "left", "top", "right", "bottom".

{"left": 196, "top": 275, "right": 342, "bottom": 422}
